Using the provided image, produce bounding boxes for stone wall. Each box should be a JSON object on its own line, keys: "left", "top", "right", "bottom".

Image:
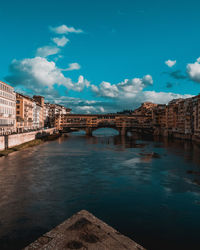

{"left": 0, "top": 128, "right": 55, "bottom": 150}
{"left": 8, "top": 132, "right": 37, "bottom": 148}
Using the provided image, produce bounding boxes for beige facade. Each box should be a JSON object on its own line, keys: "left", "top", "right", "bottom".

{"left": 153, "top": 104, "right": 166, "bottom": 128}
{"left": 152, "top": 95, "right": 200, "bottom": 139}
{"left": 132, "top": 102, "right": 157, "bottom": 127}
{"left": 192, "top": 95, "right": 200, "bottom": 137}
{"left": 0, "top": 81, "right": 16, "bottom": 135}
{"left": 165, "top": 99, "right": 182, "bottom": 131}
{"left": 16, "top": 93, "right": 34, "bottom": 132}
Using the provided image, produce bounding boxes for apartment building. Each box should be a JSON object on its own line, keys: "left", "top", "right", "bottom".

{"left": 165, "top": 99, "right": 181, "bottom": 132}
{"left": 153, "top": 104, "right": 167, "bottom": 128}
{"left": 192, "top": 94, "right": 200, "bottom": 138}
{"left": 33, "top": 96, "right": 44, "bottom": 129}
{"left": 152, "top": 96, "right": 198, "bottom": 139}
{"left": 132, "top": 102, "right": 157, "bottom": 127}
{"left": 16, "top": 93, "right": 34, "bottom": 132}
{"left": 0, "top": 81, "right": 16, "bottom": 134}
{"left": 33, "top": 102, "right": 43, "bottom": 129}
{"left": 44, "top": 103, "right": 71, "bottom": 128}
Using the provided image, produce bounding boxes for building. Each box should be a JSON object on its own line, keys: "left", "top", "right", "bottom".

{"left": 0, "top": 81, "right": 16, "bottom": 135}
{"left": 165, "top": 99, "right": 182, "bottom": 133}
{"left": 33, "top": 96, "right": 45, "bottom": 129}
{"left": 192, "top": 94, "right": 200, "bottom": 138}
{"left": 132, "top": 102, "right": 157, "bottom": 127}
{"left": 44, "top": 103, "right": 71, "bottom": 128}
{"left": 16, "top": 93, "right": 34, "bottom": 132}
{"left": 33, "top": 102, "right": 43, "bottom": 129}
{"left": 153, "top": 104, "right": 166, "bottom": 128}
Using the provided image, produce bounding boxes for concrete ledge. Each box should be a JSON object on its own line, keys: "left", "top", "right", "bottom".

{"left": 24, "top": 210, "right": 145, "bottom": 250}
{"left": 0, "top": 128, "right": 56, "bottom": 150}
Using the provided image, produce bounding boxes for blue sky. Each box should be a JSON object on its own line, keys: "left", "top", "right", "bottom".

{"left": 1, "top": 0, "right": 200, "bottom": 113}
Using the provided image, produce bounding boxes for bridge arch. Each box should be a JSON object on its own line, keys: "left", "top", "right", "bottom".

{"left": 85, "top": 125, "right": 126, "bottom": 136}
{"left": 65, "top": 127, "right": 122, "bottom": 136}
{"left": 92, "top": 127, "right": 120, "bottom": 136}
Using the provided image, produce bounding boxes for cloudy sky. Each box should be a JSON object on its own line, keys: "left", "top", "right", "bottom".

{"left": 1, "top": 0, "right": 200, "bottom": 113}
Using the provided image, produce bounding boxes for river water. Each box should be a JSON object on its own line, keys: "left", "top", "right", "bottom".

{"left": 0, "top": 129, "right": 200, "bottom": 250}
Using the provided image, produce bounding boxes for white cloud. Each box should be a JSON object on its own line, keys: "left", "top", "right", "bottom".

{"left": 74, "top": 105, "right": 106, "bottom": 114}
{"left": 61, "top": 62, "right": 81, "bottom": 71}
{"left": 142, "top": 91, "right": 192, "bottom": 104}
{"left": 91, "top": 75, "right": 192, "bottom": 110}
{"left": 47, "top": 96, "right": 107, "bottom": 114}
{"left": 50, "top": 24, "right": 83, "bottom": 34}
{"left": 99, "top": 107, "right": 105, "bottom": 113}
{"left": 77, "top": 106, "right": 98, "bottom": 114}
{"left": 52, "top": 36, "right": 69, "bottom": 47}
{"left": 91, "top": 75, "right": 153, "bottom": 99}
{"left": 5, "top": 57, "right": 89, "bottom": 94}
{"left": 165, "top": 59, "right": 176, "bottom": 67}
{"left": 92, "top": 81, "right": 119, "bottom": 98}
{"left": 72, "top": 75, "right": 90, "bottom": 92}
{"left": 142, "top": 74, "right": 153, "bottom": 85}
{"left": 36, "top": 46, "right": 60, "bottom": 57}
{"left": 91, "top": 85, "right": 99, "bottom": 93}
{"left": 50, "top": 89, "right": 192, "bottom": 114}
{"left": 187, "top": 58, "right": 200, "bottom": 83}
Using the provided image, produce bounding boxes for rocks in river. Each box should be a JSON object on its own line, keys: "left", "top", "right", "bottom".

{"left": 187, "top": 170, "right": 200, "bottom": 186}
{"left": 193, "top": 179, "right": 200, "bottom": 186}
{"left": 152, "top": 152, "right": 161, "bottom": 158}
{"left": 139, "top": 152, "right": 161, "bottom": 159}
{"left": 187, "top": 170, "right": 200, "bottom": 176}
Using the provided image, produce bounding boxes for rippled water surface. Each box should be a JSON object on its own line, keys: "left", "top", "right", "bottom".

{"left": 0, "top": 129, "right": 200, "bottom": 250}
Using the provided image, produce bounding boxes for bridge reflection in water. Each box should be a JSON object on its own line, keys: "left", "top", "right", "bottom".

{"left": 57, "top": 114, "right": 153, "bottom": 136}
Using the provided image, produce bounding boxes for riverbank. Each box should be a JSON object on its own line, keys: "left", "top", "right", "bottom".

{"left": 0, "top": 134, "right": 60, "bottom": 157}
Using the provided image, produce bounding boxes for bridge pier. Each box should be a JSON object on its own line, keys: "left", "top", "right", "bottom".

{"left": 86, "top": 128, "right": 93, "bottom": 136}
{"left": 119, "top": 127, "right": 127, "bottom": 136}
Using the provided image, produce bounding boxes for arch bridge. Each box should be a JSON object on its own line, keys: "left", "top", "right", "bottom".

{"left": 57, "top": 114, "right": 153, "bottom": 136}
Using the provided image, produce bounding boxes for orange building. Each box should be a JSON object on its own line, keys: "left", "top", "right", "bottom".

{"left": 16, "top": 93, "right": 34, "bottom": 132}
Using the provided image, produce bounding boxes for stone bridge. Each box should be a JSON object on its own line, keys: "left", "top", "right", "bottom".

{"left": 57, "top": 114, "right": 153, "bottom": 136}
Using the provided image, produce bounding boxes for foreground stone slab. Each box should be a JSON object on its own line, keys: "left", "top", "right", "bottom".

{"left": 24, "top": 210, "right": 145, "bottom": 250}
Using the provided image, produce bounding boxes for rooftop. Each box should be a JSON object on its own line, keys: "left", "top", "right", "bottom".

{"left": 0, "top": 80, "right": 14, "bottom": 88}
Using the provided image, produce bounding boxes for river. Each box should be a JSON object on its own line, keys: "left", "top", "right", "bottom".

{"left": 0, "top": 129, "right": 200, "bottom": 250}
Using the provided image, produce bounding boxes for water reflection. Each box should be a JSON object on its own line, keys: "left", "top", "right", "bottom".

{"left": 0, "top": 131, "right": 200, "bottom": 250}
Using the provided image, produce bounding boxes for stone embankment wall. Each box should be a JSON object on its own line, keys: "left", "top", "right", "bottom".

{"left": 153, "top": 127, "right": 200, "bottom": 142}
{"left": 0, "top": 128, "right": 55, "bottom": 150}
{"left": 8, "top": 131, "right": 38, "bottom": 148}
